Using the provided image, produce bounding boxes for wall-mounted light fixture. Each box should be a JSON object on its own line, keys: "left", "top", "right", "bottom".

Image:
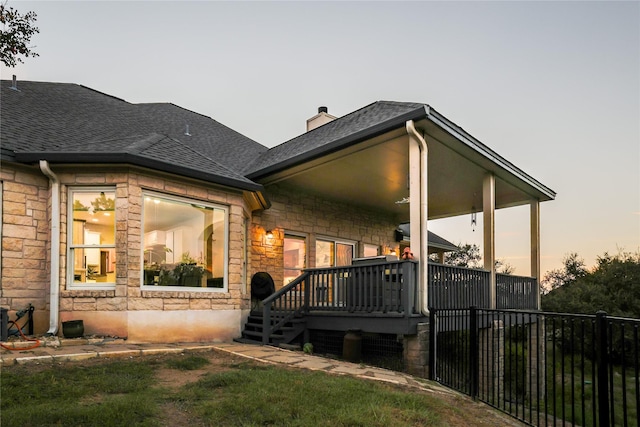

{"left": 265, "top": 230, "right": 274, "bottom": 239}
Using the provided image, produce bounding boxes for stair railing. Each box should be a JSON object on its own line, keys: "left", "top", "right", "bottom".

{"left": 262, "top": 272, "right": 309, "bottom": 344}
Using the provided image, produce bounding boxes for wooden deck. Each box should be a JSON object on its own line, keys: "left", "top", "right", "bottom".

{"left": 244, "top": 260, "right": 539, "bottom": 345}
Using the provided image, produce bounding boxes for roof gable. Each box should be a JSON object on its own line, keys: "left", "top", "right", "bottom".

{"left": 246, "top": 101, "right": 427, "bottom": 178}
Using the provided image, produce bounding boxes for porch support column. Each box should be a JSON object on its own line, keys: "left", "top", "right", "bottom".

{"left": 407, "top": 120, "right": 428, "bottom": 315}
{"left": 530, "top": 199, "right": 541, "bottom": 309}
{"left": 483, "top": 173, "right": 496, "bottom": 309}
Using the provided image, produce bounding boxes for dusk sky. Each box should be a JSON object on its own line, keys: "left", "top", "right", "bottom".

{"left": 2, "top": 1, "right": 638, "bottom": 279}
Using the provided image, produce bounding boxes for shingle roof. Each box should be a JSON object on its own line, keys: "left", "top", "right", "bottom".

{"left": 246, "top": 101, "right": 428, "bottom": 178}
{"left": 0, "top": 80, "right": 268, "bottom": 191}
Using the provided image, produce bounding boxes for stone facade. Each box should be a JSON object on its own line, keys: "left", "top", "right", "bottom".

{"left": 0, "top": 164, "right": 51, "bottom": 333}
{"left": 251, "top": 183, "right": 402, "bottom": 288}
{"left": 1, "top": 164, "right": 252, "bottom": 342}
{"left": 403, "top": 322, "right": 431, "bottom": 378}
{"left": 2, "top": 166, "right": 410, "bottom": 343}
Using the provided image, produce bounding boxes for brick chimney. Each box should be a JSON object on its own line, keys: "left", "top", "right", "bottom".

{"left": 306, "top": 106, "right": 336, "bottom": 131}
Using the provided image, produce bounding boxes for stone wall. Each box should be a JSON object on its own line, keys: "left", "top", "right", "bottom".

{"left": 251, "top": 183, "right": 401, "bottom": 288}
{"left": 403, "top": 322, "right": 431, "bottom": 378}
{"left": 0, "top": 164, "right": 51, "bottom": 333}
{"left": 1, "top": 163, "right": 253, "bottom": 340}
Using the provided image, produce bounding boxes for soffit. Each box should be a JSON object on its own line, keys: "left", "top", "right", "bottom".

{"left": 259, "top": 122, "right": 549, "bottom": 222}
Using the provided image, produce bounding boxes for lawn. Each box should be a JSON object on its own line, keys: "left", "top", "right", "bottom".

{"left": 0, "top": 349, "right": 514, "bottom": 426}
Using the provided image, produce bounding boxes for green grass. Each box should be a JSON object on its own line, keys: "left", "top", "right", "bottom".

{"left": 1, "top": 359, "right": 159, "bottom": 426}
{"left": 0, "top": 353, "right": 458, "bottom": 427}
{"left": 173, "top": 363, "right": 441, "bottom": 426}
{"left": 164, "top": 354, "right": 210, "bottom": 370}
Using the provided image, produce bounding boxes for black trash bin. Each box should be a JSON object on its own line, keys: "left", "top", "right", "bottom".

{"left": 1, "top": 308, "right": 8, "bottom": 342}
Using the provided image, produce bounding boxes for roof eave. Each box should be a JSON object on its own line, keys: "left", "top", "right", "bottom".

{"left": 13, "top": 152, "right": 265, "bottom": 193}
{"left": 247, "top": 106, "right": 429, "bottom": 180}
{"left": 425, "top": 108, "right": 557, "bottom": 201}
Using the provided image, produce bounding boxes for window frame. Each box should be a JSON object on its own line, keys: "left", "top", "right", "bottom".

{"left": 140, "top": 190, "right": 229, "bottom": 293}
{"left": 66, "top": 186, "right": 117, "bottom": 291}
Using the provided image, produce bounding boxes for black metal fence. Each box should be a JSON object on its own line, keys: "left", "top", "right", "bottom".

{"left": 430, "top": 307, "right": 640, "bottom": 427}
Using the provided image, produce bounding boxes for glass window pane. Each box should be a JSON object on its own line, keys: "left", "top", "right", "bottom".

{"left": 70, "top": 189, "right": 116, "bottom": 286}
{"left": 316, "top": 240, "right": 334, "bottom": 268}
{"left": 284, "top": 235, "right": 306, "bottom": 285}
{"left": 336, "top": 243, "right": 353, "bottom": 266}
{"left": 72, "top": 191, "right": 115, "bottom": 244}
{"left": 363, "top": 244, "right": 379, "bottom": 257}
{"left": 142, "top": 194, "right": 227, "bottom": 289}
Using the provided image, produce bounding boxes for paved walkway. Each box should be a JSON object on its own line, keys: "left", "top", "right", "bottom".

{"left": 0, "top": 336, "right": 451, "bottom": 396}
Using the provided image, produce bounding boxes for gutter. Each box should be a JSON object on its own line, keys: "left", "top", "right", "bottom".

{"left": 406, "top": 120, "right": 429, "bottom": 316}
{"left": 39, "top": 161, "right": 60, "bottom": 336}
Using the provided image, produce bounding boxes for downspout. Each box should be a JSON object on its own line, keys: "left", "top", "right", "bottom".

{"left": 39, "top": 161, "right": 60, "bottom": 335}
{"left": 406, "top": 120, "right": 429, "bottom": 316}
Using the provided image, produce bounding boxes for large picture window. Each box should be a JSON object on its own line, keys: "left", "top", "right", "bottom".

{"left": 68, "top": 188, "right": 116, "bottom": 289}
{"left": 142, "top": 192, "right": 228, "bottom": 291}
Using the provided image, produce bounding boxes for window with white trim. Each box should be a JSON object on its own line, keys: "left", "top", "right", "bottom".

{"left": 68, "top": 188, "right": 116, "bottom": 289}
{"left": 142, "top": 192, "right": 228, "bottom": 291}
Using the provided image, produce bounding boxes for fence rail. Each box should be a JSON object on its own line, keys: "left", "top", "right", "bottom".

{"left": 431, "top": 307, "right": 640, "bottom": 427}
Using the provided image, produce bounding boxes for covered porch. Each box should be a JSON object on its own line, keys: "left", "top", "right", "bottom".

{"left": 246, "top": 103, "right": 555, "bottom": 346}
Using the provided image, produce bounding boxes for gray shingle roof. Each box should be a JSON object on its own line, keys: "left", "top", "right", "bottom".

{"left": 0, "top": 80, "right": 268, "bottom": 191}
{"left": 246, "top": 101, "right": 428, "bottom": 178}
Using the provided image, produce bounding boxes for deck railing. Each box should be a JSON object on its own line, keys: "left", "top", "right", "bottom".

{"left": 428, "top": 263, "right": 491, "bottom": 309}
{"left": 428, "top": 263, "right": 539, "bottom": 310}
{"left": 261, "top": 261, "right": 419, "bottom": 343}
{"left": 261, "top": 261, "right": 538, "bottom": 343}
{"left": 496, "top": 273, "right": 538, "bottom": 309}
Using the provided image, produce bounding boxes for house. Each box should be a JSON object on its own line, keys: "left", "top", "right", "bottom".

{"left": 0, "top": 78, "right": 555, "bottom": 347}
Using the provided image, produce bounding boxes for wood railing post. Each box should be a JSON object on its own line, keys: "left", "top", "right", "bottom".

{"left": 262, "top": 302, "right": 271, "bottom": 345}
{"left": 304, "top": 276, "right": 310, "bottom": 313}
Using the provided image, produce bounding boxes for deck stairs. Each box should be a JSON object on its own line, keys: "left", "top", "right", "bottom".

{"left": 236, "top": 311, "right": 307, "bottom": 347}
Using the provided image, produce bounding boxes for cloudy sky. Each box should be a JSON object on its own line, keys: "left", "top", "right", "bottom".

{"left": 2, "top": 1, "right": 639, "bottom": 278}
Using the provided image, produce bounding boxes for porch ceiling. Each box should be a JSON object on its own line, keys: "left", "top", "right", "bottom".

{"left": 259, "top": 119, "right": 553, "bottom": 222}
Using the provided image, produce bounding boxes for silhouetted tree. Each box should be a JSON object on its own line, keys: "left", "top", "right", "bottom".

{"left": 541, "top": 251, "right": 640, "bottom": 318}
{"left": 1, "top": 2, "right": 39, "bottom": 67}
{"left": 441, "top": 242, "right": 515, "bottom": 274}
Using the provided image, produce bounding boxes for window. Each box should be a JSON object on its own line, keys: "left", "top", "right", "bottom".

{"left": 142, "top": 192, "right": 228, "bottom": 291}
{"left": 363, "top": 244, "right": 379, "bottom": 258}
{"left": 284, "top": 234, "right": 306, "bottom": 285}
{"left": 316, "top": 239, "right": 354, "bottom": 268}
{"left": 68, "top": 188, "right": 116, "bottom": 289}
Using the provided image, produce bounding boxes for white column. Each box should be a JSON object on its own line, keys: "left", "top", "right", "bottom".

{"left": 530, "top": 200, "right": 541, "bottom": 309}
{"left": 407, "top": 121, "right": 428, "bottom": 315}
{"left": 483, "top": 173, "right": 496, "bottom": 309}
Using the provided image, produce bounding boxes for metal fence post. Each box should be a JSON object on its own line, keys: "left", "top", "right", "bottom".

{"left": 429, "top": 309, "right": 436, "bottom": 381}
{"left": 470, "top": 306, "right": 479, "bottom": 399}
{"left": 596, "top": 310, "right": 610, "bottom": 427}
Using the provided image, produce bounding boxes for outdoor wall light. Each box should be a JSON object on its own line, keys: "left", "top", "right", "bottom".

{"left": 265, "top": 230, "right": 274, "bottom": 239}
